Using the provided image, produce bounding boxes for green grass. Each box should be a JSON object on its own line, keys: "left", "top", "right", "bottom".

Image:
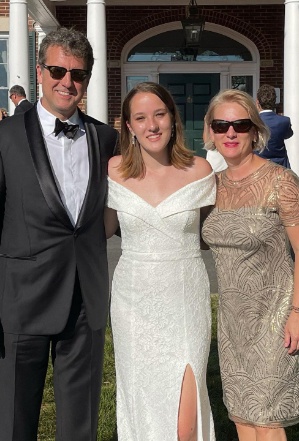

{"left": 38, "top": 295, "right": 299, "bottom": 440}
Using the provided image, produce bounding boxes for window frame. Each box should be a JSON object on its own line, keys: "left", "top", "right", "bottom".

{"left": 0, "top": 33, "right": 9, "bottom": 113}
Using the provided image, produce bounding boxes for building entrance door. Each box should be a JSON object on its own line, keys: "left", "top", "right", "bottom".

{"left": 159, "top": 73, "right": 220, "bottom": 157}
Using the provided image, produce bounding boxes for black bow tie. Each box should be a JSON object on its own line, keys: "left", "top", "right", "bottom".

{"left": 54, "top": 118, "right": 79, "bottom": 139}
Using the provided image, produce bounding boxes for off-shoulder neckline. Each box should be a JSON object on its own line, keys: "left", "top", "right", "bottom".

{"left": 108, "top": 171, "right": 214, "bottom": 209}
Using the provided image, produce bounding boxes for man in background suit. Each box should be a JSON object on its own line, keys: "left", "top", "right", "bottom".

{"left": 255, "top": 84, "right": 293, "bottom": 168}
{"left": 9, "top": 84, "right": 34, "bottom": 114}
{"left": 0, "top": 28, "right": 118, "bottom": 441}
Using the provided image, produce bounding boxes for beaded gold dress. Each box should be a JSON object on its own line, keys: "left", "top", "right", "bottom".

{"left": 202, "top": 161, "right": 299, "bottom": 428}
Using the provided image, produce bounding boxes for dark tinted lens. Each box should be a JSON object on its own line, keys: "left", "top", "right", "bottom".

{"left": 211, "top": 119, "right": 253, "bottom": 133}
{"left": 233, "top": 119, "right": 253, "bottom": 132}
{"left": 43, "top": 64, "right": 89, "bottom": 82}
{"left": 48, "top": 66, "right": 67, "bottom": 79}
{"left": 70, "top": 70, "right": 89, "bottom": 82}
{"left": 211, "top": 120, "right": 230, "bottom": 133}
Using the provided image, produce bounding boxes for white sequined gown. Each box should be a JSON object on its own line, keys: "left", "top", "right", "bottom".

{"left": 107, "top": 172, "right": 216, "bottom": 441}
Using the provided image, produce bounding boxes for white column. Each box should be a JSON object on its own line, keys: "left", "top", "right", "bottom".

{"left": 8, "top": 0, "right": 29, "bottom": 116}
{"left": 87, "top": 0, "right": 108, "bottom": 122}
{"left": 34, "top": 24, "right": 57, "bottom": 99}
{"left": 284, "top": 0, "right": 299, "bottom": 175}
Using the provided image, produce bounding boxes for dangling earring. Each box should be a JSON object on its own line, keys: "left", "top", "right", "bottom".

{"left": 131, "top": 134, "right": 136, "bottom": 146}
{"left": 171, "top": 125, "right": 174, "bottom": 138}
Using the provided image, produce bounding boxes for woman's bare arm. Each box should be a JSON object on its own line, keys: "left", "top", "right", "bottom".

{"left": 104, "top": 207, "right": 119, "bottom": 239}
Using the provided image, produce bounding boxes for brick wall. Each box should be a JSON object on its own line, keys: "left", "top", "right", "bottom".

{"left": 0, "top": 0, "right": 9, "bottom": 17}
{"left": 55, "top": 4, "right": 285, "bottom": 126}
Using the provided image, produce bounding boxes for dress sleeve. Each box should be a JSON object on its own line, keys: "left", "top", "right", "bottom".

{"left": 277, "top": 169, "right": 299, "bottom": 226}
{"left": 106, "top": 178, "right": 115, "bottom": 209}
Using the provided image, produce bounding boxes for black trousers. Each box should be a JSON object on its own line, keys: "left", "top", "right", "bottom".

{"left": 0, "top": 280, "right": 106, "bottom": 441}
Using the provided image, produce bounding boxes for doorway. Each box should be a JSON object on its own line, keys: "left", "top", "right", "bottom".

{"left": 159, "top": 73, "right": 220, "bottom": 157}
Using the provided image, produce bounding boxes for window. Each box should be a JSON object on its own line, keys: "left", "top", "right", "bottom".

{"left": 126, "top": 76, "right": 149, "bottom": 92}
{"left": 231, "top": 75, "right": 253, "bottom": 96}
{"left": 0, "top": 32, "right": 36, "bottom": 114}
{"left": 0, "top": 35, "right": 8, "bottom": 112}
{"left": 128, "top": 30, "right": 252, "bottom": 62}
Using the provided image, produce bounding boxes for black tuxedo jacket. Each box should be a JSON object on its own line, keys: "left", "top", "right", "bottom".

{"left": 14, "top": 99, "right": 34, "bottom": 115}
{"left": 0, "top": 106, "right": 118, "bottom": 334}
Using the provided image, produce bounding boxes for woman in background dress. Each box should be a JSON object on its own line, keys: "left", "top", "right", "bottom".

{"left": 105, "top": 82, "right": 216, "bottom": 441}
{"left": 202, "top": 89, "right": 299, "bottom": 441}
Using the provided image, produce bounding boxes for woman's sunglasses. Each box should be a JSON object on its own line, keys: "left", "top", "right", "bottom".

{"left": 211, "top": 119, "right": 254, "bottom": 134}
{"left": 41, "top": 63, "right": 90, "bottom": 82}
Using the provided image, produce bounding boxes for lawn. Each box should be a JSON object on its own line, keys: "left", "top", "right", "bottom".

{"left": 38, "top": 295, "right": 299, "bottom": 440}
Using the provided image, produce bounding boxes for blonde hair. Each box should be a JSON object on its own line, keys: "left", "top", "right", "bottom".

{"left": 204, "top": 89, "right": 270, "bottom": 152}
{"left": 119, "top": 82, "right": 194, "bottom": 179}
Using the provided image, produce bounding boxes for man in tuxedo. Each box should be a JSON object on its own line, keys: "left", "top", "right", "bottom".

{"left": 9, "top": 84, "right": 34, "bottom": 114}
{"left": 0, "top": 28, "right": 118, "bottom": 441}
{"left": 255, "top": 84, "right": 293, "bottom": 168}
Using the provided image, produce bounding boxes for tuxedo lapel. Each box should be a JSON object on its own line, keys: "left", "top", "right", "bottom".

{"left": 24, "top": 107, "right": 73, "bottom": 230}
{"left": 75, "top": 119, "right": 102, "bottom": 230}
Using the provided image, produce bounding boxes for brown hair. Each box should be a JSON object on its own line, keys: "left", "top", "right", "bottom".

{"left": 38, "top": 27, "right": 94, "bottom": 73}
{"left": 118, "top": 82, "right": 194, "bottom": 179}
{"left": 204, "top": 89, "right": 270, "bottom": 153}
{"left": 257, "top": 84, "right": 276, "bottom": 110}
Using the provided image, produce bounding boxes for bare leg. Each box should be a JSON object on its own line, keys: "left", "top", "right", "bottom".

{"left": 236, "top": 423, "right": 257, "bottom": 441}
{"left": 177, "top": 364, "right": 197, "bottom": 441}
{"left": 255, "top": 427, "right": 287, "bottom": 441}
{"left": 236, "top": 423, "right": 287, "bottom": 441}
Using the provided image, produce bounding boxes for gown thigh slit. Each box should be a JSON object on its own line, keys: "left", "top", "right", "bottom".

{"left": 107, "top": 173, "right": 216, "bottom": 441}
{"left": 177, "top": 364, "right": 198, "bottom": 439}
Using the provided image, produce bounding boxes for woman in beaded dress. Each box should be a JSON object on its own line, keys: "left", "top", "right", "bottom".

{"left": 202, "top": 89, "right": 299, "bottom": 441}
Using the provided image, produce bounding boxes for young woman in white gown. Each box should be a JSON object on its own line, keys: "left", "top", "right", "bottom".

{"left": 104, "top": 82, "right": 216, "bottom": 441}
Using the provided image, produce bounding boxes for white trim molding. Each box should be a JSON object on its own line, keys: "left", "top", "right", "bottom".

{"left": 121, "top": 21, "right": 260, "bottom": 99}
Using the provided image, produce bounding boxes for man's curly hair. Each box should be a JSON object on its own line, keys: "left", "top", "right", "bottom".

{"left": 257, "top": 84, "right": 276, "bottom": 110}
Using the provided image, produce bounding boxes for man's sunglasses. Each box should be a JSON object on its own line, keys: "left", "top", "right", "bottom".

{"left": 211, "top": 119, "right": 254, "bottom": 134}
{"left": 41, "top": 63, "right": 90, "bottom": 82}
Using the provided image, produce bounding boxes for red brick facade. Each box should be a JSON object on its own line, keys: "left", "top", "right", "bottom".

{"left": 1, "top": 3, "right": 285, "bottom": 127}
{"left": 56, "top": 4, "right": 285, "bottom": 127}
{"left": 0, "top": 0, "right": 9, "bottom": 16}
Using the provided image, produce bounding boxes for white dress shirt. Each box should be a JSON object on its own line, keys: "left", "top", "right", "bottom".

{"left": 37, "top": 100, "right": 89, "bottom": 225}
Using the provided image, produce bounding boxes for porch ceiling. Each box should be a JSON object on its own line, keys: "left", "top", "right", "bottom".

{"left": 28, "top": 0, "right": 59, "bottom": 28}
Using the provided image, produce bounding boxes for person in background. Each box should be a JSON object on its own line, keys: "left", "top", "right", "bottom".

{"left": 105, "top": 82, "right": 216, "bottom": 441}
{"left": 0, "top": 27, "right": 118, "bottom": 441}
{"left": 202, "top": 89, "right": 299, "bottom": 441}
{"left": 9, "top": 84, "right": 34, "bottom": 114}
{"left": 255, "top": 84, "right": 293, "bottom": 168}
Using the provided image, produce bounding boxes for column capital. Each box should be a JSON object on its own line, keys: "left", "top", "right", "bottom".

{"left": 87, "top": 0, "right": 106, "bottom": 5}
{"left": 10, "top": 0, "right": 28, "bottom": 4}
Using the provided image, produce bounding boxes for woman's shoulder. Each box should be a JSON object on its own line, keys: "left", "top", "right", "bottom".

{"left": 268, "top": 162, "right": 299, "bottom": 184}
{"left": 108, "top": 155, "right": 122, "bottom": 180}
{"left": 189, "top": 156, "right": 213, "bottom": 180}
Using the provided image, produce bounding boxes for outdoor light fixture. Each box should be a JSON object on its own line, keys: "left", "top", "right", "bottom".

{"left": 181, "top": 0, "right": 205, "bottom": 48}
